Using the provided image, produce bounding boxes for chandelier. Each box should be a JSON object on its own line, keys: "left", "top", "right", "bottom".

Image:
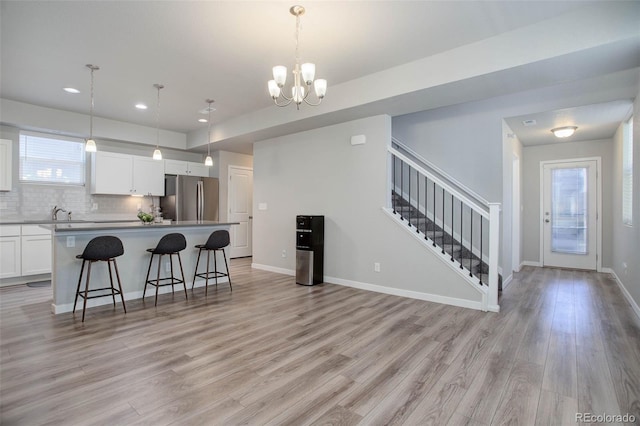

{"left": 268, "top": 5, "right": 327, "bottom": 109}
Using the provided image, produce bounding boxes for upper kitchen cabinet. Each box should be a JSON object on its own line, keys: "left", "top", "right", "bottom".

{"left": 0, "top": 139, "right": 12, "bottom": 191}
{"left": 164, "top": 159, "right": 210, "bottom": 177}
{"left": 91, "top": 152, "right": 165, "bottom": 196}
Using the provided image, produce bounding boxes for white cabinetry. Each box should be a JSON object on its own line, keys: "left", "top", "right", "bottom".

{"left": 0, "top": 139, "right": 12, "bottom": 191}
{"left": 164, "top": 159, "right": 210, "bottom": 177}
{"left": 21, "top": 225, "right": 52, "bottom": 276}
{"left": 91, "top": 152, "right": 165, "bottom": 196}
{"left": 0, "top": 226, "right": 21, "bottom": 278}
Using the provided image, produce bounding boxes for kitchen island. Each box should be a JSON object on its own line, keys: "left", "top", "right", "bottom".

{"left": 46, "top": 221, "right": 237, "bottom": 314}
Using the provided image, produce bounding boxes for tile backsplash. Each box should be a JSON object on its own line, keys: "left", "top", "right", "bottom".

{"left": 0, "top": 183, "right": 158, "bottom": 221}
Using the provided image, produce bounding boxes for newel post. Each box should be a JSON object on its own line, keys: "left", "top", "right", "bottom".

{"left": 488, "top": 203, "right": 501, "bottom": 311}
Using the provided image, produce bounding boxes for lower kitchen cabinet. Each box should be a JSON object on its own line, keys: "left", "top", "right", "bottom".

{"left": 0, "top": 226, "right": 21, "bottom": 278}
{"left": 21, "top": 225, "right": 52, "bottom": 276}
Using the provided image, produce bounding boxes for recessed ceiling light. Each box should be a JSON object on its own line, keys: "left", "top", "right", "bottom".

{"left": 135, "top": 103, "right": 148, "bottom": 110}
{"left": 198, "top": 118, "right": 208, "bottom": 123}
{"left": 63, "top": 87, "right": 80, "bottom": 94}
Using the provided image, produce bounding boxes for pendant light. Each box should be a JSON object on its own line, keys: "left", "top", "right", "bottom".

{"left": 85, "top": 64, "right": 99, "bottom": 152}
{"left": 152, "top": 83, "right": 164, "bottom": 160}
{"left": 204, "top": 99, "right": 214, "bottom": 166}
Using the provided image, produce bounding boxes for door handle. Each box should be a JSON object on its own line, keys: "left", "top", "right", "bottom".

{"left": 545, "top": 219, "right": 550, "bottom": 223}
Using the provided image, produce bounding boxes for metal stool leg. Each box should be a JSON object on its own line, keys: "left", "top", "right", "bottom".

{"left": 222, "top": 249, "right": 232, "bottom": 291}
{"left": 82, "top": 261, "right": 93, "bottom": 322}
{"left": 170, "top": 254, "right": 175, "bottom": 294}
{"left": 113, "top": 258, "right": 126, "bottom": 313}
{"left": 214, "top": 250, "right": 219, "bottom": 287}
{"left": 205, "top": 249, "right": 210, "bottom": 296}
{"left": 155, "top": 253, "right": 162, "bottom": 306}
{"left": 74, "top": 259, "right": 86, "bottom": 313}
{"left": 107, "top": 259, "right": 116, "bottom": 308}
{"left": 177, "top": 252, "right": 188, "bottom": 300}
{"left": 143, "top": 253, "right": 154, "bottom": 299}
{"left": 192, "top": 248, "right": 202, "bottom": 289}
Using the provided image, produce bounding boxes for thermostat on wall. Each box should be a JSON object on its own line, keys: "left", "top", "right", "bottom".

{"left": 350, "top": 135, "right": 366, "bottom": 145}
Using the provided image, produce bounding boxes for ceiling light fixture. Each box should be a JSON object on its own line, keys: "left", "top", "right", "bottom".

{"left": 551, "top": 126, "right": 577, "bottom": 138}
{"left": 85, "top": 64, "right": 99, "bottom": 152}
{"left": 64, "top": 87, "right": 80, "bottom": 94}
{"left": 152, "top": 83, "right": 164, "bottom": 160}
{"left": 204, "top": 99, "right": 214, "bottom": 167}
{"left": 135, "top": 103, "right": 148, "bottom": 110}
{"left": 268, "top": 5, "right": 327, "bottom": 109}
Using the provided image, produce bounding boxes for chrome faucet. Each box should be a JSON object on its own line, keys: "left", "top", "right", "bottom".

{"left": 51, "top": 205, "right": 67, "bottom": 221}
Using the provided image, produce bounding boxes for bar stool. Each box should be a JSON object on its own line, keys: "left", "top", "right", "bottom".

{"left": 143, "top": 233, "right": 188, "bottom": 306}
{"left": 192, "top": 230, "right": 232, "bottom": 295}
{"left": 73, "top": 235, "right": 126, "bottom": 322}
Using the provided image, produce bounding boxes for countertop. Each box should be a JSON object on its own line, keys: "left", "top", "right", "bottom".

{"left": 0, "top": 219, "right": 140, "bottom": 225}
{"left": 44, "top": 220, "right": 238, "bottom": 233}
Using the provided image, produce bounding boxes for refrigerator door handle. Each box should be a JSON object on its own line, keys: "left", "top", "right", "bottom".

{"left": 197, "top": 181, "right": 204, "bottom": 221}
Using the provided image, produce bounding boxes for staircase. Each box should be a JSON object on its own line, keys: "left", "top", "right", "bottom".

{"left": 386, "top": 139, "right": 501, "bottom": 312}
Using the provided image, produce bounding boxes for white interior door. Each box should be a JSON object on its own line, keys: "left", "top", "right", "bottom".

{"left": 228, "top": 166, "right": 253, "bottom": 258}
{"left": 542, "top": 160, "right": 598, "bottom": 270}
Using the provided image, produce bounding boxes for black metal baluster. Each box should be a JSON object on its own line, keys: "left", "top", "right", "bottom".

{"left": 441, "top": 187, "right": 445, "bottom": 254}
{"left": 416, "top": 172, "right": 420, "bottom": 233}
{"left": 469, "top": 210, "right": 474, "bottom": 277}
{"left": 424, "top": 176, "right": 429, "bottom": 240}
{"left": 392, "top": 155, "right": 396, "bottom": 214}
{"left": 479, "top": 217, "right": 484, "bottom": 285}
{"left": 459, "top": 201, "right": 464, "bottom": 268}
{"left": 432, "top": 181, "right": 436, "bottom": 246}
{"left": 450, "top": 194, "right": 455, "bottom": 261}
{"left": 408, "top": 166, "right": 412, "bottom": 228}
{"left": 400, "top": 161, "right": 404, "bottom": 221}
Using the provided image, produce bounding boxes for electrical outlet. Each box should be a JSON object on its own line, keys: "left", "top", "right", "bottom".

{"left": 374, "top": 262, "right": 381, "bottom": 272}
{"left": 91, "top": 203, "right": 98, "bottom": 211}
{"left": 66, "top": 236, "right": 75, "bottom": 248}
{"left": 165, "top": 261, "right": 171, "bottom": 272}
{"left": 282, "top": 250, "right": 287, "bottom": 258}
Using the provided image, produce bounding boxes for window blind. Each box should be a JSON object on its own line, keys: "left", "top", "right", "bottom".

{"left": 19, "top": 131, "right": 86, "bottom": 185}
{"left": 622, "top": 117, "right": 633, "bottom": 226}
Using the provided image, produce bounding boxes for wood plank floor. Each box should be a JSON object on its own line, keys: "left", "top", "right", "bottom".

{"left": 1, "top": 259, "right": 639, "bottom": 425}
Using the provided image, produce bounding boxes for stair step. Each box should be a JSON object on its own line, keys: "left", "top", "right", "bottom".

{"left": 443, "top": 244, "right": 462, "bottom": 254}
{"left": 459, "top": 258, "right": 481, "bottom": 270}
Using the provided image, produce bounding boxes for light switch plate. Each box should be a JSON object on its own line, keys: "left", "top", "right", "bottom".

{"left": 66, "top": 236, "right": 75, "bottom": 248}
{"left": 258, "top": 203, "right": 268, "bottom": 211}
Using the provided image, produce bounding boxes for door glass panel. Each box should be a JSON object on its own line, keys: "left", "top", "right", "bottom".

{"left": 551, "top": 167, "right": 588, "bottom": 254}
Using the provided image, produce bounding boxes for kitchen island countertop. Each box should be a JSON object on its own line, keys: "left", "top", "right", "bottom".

{"left": 45, "top": 220, "right": 238, "bottom": 233}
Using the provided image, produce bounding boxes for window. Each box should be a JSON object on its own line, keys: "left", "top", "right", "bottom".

{"left": 622, "top": 117, "right": 633, "bottom": 226}
{"left": 19, "top": 131, "right": 86, "bottom": 185}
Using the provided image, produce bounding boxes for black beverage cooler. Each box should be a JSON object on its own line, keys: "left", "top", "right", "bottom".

{"left": 295, "top": 215, "right": 324, "bottom": 285}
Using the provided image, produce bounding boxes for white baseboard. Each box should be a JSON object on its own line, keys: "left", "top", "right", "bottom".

{"left": 520, "top": 261, "right": 542, "bottom": 268}
{"left": 251, "top": 263, "right": 295, "bottom": 276}
{"left": 502, "top": 274, "right": 513, "bottom": 290}
{"left": 51, "top": 278, "right": 228, "bottom": 314}
{"left": 324, "top": 275, "right": 485, "bottom": 311}
{"left": 601, "top": 268, "right": 640, "bottom": 320}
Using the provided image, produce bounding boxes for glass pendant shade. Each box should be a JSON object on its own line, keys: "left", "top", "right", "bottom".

{"left": 301, "top": 63, "right": 315, "bottom": 84}
{"left": 268, "top": 80, "right": 281, "bottom": 98}
{"left": 292, "top": 86, "right": 305, "bottom": 104}
{"left": 314, "top": 79, "right": 327, "bottom": 98}
{"left": 204, "top": 155, "right": 213, "bottom": 166}
{"left": 85, "top": 138, "right": 97, "bottom": 153}
{"left": 152, "top": 149, "right": 162, "bottom": 160}
{"left": 273, "top": 66, "right": 287, "bottom": 87}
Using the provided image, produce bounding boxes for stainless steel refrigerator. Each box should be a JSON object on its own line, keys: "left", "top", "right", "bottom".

{"left": 160, "top": 175, "right": 219, "bottom": 221}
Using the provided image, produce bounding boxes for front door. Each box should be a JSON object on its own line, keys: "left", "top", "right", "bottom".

{"left": 542, "top": 159, "right": 598, "bottom": 270}
{"left": 228, "top": 166, "right": 253, "bottom": 258}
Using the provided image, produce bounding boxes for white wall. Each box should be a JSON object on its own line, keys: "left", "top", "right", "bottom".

{"left": 253, "top": 115, "right": 482, "bottom": 307}
{"left": 502, "top": 121, "right": 523, "bottom": 282}
{"left": 521, "top": 139, "right": 613, "bottom": 267}
{"left": 611, "top": 91, "right": 640, "bottom": 312}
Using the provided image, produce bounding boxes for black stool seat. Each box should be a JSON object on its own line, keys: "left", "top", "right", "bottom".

{"left": 73, "top": 236, "right": 126, "bottom": 322}
{"left": 192, "top": 230, "right": 232, "bottom": 295}
{"left": 143, "top": 233, "right": 188, "bottom": 306}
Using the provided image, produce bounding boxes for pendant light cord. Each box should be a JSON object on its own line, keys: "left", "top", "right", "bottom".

{"left": 89, "top": 68, "right": 94, "bottom": 139}
{"left": 155, "top": 85, "right": 161, "bottom": 150}
{"left": 207, "top": 100, "right": 213, "bottom": 157}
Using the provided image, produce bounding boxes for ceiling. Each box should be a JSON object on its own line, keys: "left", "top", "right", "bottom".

{"left": 1, "top": 1, "right": 639, "bottom": 154}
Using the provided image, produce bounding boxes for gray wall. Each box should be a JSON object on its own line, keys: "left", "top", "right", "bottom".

{"left": 252, "top": 115, "right": 481, "bottom": 305}
{"left": 521, "top": 139, "right": 614, "bottom": 267}
{"left": 611, "top": 90, "right": 640, "bottom": 309}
